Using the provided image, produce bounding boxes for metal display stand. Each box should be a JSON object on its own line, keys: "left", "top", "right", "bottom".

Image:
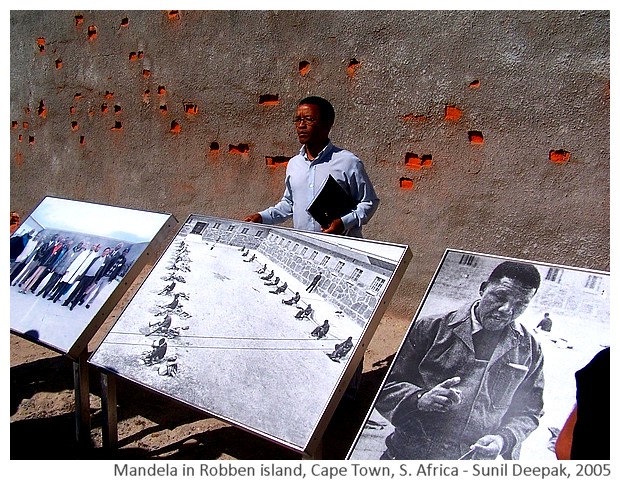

{"left": 98, "top": 368, "right": 325, "bottom": 458}
{"left": 90, "top": 214, "right": 412, "bottom": 459}
{"left": 100, "top": 372, "right": 118, "bottom": 449}
{"left": 10, "top": 196, "right": 177, "bottom": 449}
{"left": 73, "top": 349, "right": 91, "bottom": 445}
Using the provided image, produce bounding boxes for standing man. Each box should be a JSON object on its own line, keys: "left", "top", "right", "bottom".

{"left": 245, "top": 96, "right": 379, "bottom": 399}
{"left": 244, "top": 96, "right": 379, "bottom": 238}
{"left": 375, "top": 261, "right": 545, "bottom": 460}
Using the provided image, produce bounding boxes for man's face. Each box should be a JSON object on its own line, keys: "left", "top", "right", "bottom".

{"left": 294, "top": 104, "right": 330, "bottom": 146}
{"left": 476, "top": 277, "right": 536, "bottom": 331}
{"left": 102, "top": 248, "right": 111, "bottom": 256}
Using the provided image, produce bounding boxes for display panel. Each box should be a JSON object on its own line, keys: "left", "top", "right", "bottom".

{"left": 348, "top": 249, "right": 609, "bottom": 460}
{"left": 89, "top": 214, "right": 412, "bottom": 453}
{"left": 10, "top": 196, "right": 176, "bottom": 359}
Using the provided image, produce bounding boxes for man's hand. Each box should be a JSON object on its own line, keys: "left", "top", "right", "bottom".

{"left": 243, "top": 213, "right": 263, "bottom": 223}
{"left": 321, "top": 218, "right": 345, "bottom": 235}
{"left": 471, "top": 435, "right": 504, "bottom": 460}
{"left": 417, "top": 376, "right": 462, "bottom": 412}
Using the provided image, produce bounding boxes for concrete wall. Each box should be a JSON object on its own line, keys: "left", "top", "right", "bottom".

{"left": 10, "top": 10, "right": 610, "bottom": 318}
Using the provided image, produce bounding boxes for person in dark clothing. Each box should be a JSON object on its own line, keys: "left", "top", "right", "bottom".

{"left": 327, "top": 337, "right": 354, "bottom": 361}
{"left": 311, "top": 320, "right": 330, "bottom": 339}
{"left": 306, "top": 273, "right": 322, "bottom": 293}
{"left": 556, "top": 347, "right": 610, "bottom": 460}
{"left": 10, "top": 229, "right": 33, "bottom": 262}
{"left": 536, "top": 313, "right": 552, "bottom": 332}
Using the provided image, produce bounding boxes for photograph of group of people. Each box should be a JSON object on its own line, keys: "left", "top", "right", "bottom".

{"left": 9, "top": 197, "right": 173, "bottom": 355}
{"left": 348, "top": 250, "right": 609, "bottom": 461}
{"left": 90, "top": 215, "right": 410, "bottom": 452}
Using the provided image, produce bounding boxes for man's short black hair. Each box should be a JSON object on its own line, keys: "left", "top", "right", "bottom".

{"left": 488, "top": 261, "right": 541, "bottom": 291}
{"left": 299, "top": 96, "right": 335, "bottom": 129}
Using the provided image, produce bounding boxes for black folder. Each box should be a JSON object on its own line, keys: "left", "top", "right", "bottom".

{"left": 306, "top": 175, "right": 357, "bottom": 229}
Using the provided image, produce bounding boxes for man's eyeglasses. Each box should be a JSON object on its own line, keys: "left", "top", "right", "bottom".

{"left": 292, "top": 116, "right": 318, "bottom": 125}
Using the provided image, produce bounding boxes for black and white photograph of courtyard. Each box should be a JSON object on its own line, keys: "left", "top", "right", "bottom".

{"left": 90, "top": 214, "right": 409, "bottom": 451}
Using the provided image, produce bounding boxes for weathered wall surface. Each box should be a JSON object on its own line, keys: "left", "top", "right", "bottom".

{"left": 10, "top": 10, "right": 609, "bottom": 317}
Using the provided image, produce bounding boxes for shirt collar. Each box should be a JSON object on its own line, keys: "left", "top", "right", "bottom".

{"left": 471, "top": 301, "right": 483, "bottom": 334}
{"left": 300, "top": 140, "right": 333, "bottom": 163}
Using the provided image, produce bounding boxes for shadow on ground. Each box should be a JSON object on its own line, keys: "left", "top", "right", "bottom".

{"left": 10, "top": 353, "right": 393, "bottom": 460}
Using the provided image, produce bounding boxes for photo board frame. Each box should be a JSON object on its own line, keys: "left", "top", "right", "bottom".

{"left": 10, "top": 196, "right": 177, "bottom": 360}
{"left": 89, "top": 214, "right": 412, "bottom": 455}
{"left": 347, "top": 249, "right": 610, "bottom": 461}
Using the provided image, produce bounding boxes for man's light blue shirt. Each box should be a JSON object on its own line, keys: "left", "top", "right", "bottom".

{"left": 259, "top": 141, "right": 379, "bottom": 238}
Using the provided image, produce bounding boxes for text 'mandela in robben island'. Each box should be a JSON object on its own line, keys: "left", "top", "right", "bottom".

{"left": 112, "top": 461, "right": 606, "bottom": 479}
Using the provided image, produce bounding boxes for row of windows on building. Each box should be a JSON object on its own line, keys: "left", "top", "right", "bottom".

{"left": 191, "top": 220, "right": 387, "bottom": 294}
{"left": 458, "top": 254, "right": 604, "bottom": 293}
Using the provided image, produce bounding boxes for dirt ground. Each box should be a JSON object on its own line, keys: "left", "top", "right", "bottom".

{"left": 9, "top": 266, "right": 413, "bottom": 460}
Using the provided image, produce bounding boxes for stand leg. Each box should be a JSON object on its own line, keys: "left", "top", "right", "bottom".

{"left": 302, "top": 438, "right": 323, "bottom": 460}
{"left": 101, "top": 372, "right": 118, "bottom": 448}
{"left": 73, "top": 350, "right": 91, "bottom": 446}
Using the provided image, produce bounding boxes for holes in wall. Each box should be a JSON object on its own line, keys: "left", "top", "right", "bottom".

{"left": 138, "top": 51, "right": 144, "bottom": 59}
{"left": 259, "top": 94, "right": 279, "bottom": 106}
{"left": 111, "top": 121, "right": 122, "bottom": 131}
{"left": 37, "top": 100, "right": 47, "bottom": 118}
{"left": 22, "top": 122, "right": 29, "bottom": 129}
{"left": 28, "top": 136, "right": 35, "bottom": 144}
{"left": 55, "top": 58, "right": 63, "bottom": 69}
{"left": 74, "top": 93, "right": 82, "bottom": 101}
{"left": 104, "top": 91, "right": 114, "bottom": 99}
{"left": 11, "top": 121, "right": 17, "bottom": 129}
{"left": 129, "top": 52, "right": 137, "bottom": 61}
{"left": 70, "top": 106, "right": 76, "bottom": 115}
{"left": 468, "top": 131, "right": 484, "bottom": 144}
{"left": 71, "top": 121, "right": 79, "bottom": 131}
{"left": 100, "top": 103, "right": 108, "bottom": 114}
{"left": 299, "top": 61, "right": 311, "bottom": 76}
{"left": 184, "top": 102, "right": 198, "bottom": 114}
{"left": 444, "top": 104, "right": 462, "bottom": 121}
{"left": 170, "top": 120, "right": 181, "bottom": 133}
{"left": 168, "top": 11, "right": 180, "bottom": 20}
{"left": 265, "top": 156, "right": 289, "bottom": 167}
{"left": 37, "top": 37, "right": 45, "bottom": 53}
{"left": 469, "top": 79, "right": 480, "bottom": 88}
{"left": 158, "top": 86, "right": 166, "bottom": 95}
{"left": 347, "top": 58, "right": 360, "bottom": 78}
{"left": 399, "top": 177, "right": 414, "bottom": 189}
{"left": 18, "top": 134, "right": 23, "bottom": 142}
{"left": 79, "top": 135, "right": 86, "bottom": 145}
{"left": 159, "top": 104, "right": 168, "bottom": 114}
{"left": 403, "top": 113, "right": 427, "bottom": 122}
{"left": 24, "top": 107, "right": 30, "bottom": 115}
{"left": 229, "top": 144, "right": 249, "bottom": 154}
{"left": 405, "top": 153, "right": 433, "bottom": 169}
{"left": 143, "top": 69, "right": 151, "bottom": 78}
{"left": 114, "top": 104, "right": 122, "bottom": 114}
{"left": 75, "top": 15, "right": 84, "bottom": 28}
{"left": 88, "top": 25, "right": 97, "bottom": 41}
{"left": 121, "top": 17, "right": 129, "bottom": 27}
{"left": 549, "top": 149, "right": 570, "bottom": 164}
{"left": 210, "top": 142, "right": 220, "bottom": 153}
